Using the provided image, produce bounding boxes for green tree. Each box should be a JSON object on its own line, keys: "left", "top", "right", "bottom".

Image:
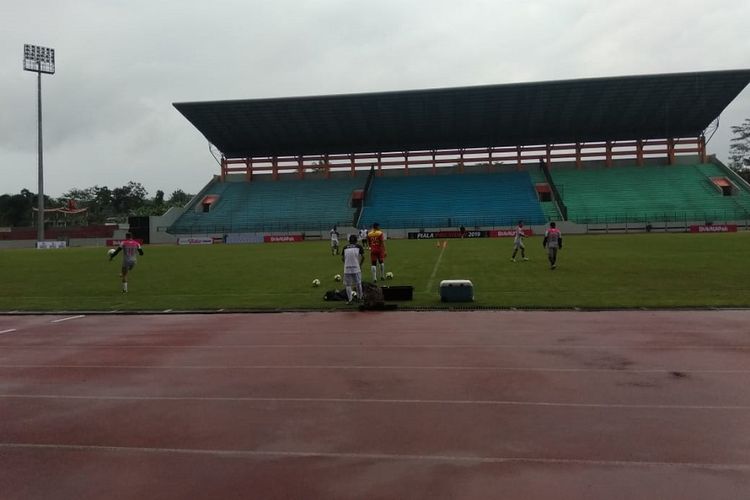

{"left": 112, "top": 181, "right": 148, "bottom": 214}
{"left": 729, "top": 118, "right": 750, "bottom": 181}
{"left": 168, "top": 189, "right": 192, "bottom": 206}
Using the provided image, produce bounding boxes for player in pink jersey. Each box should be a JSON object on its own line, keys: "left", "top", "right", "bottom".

{"left": 542, "top": 222, "right": 562, "bottom": 270}
{"left": 109, "top": 232, "right": 144, "bottom": 293}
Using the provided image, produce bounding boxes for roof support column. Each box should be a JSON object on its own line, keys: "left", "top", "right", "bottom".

{"left": 377, "top": 152, "right": 382, "bottom": 176}
{"left": 459, "top": 148, "right": 464, "bottom": 173}
{"left": 298, "top": 156, "right": 304, "bottom": 179}
{"left": 324, "top": 154, "right": 330, "bottom": 178}
{"left": 545, "top": 144, "right": 551, "bottom": 169}
{"left": 636, "top": 139, "right": 644, "bottom": 166}
{"left": 220, "top": 157, "right": 227, "bottom": 181}
{"left": 487, "top": 147, "right": 492, "bottom": 172}
{"left": 699, "top": 135, "right": 707, "bottom": 163}
{"left": 350, "top": 153, "right": 356, "bottom": 176}
{"left": 245, "top": 157, "right": 253, "bottom": 182}
{"left": 605, "top": 141, "right": 613, "bottom": 167}
{"left": 575, "top": 143, "right": 582, "bottom": 169}
{"left": 432, "top": 150, "right": 436, "bottom": 175}
{"left": 404, "top": 151, "right": 409, "bottom": 175}
{"left": 516, "top": 146, "right": 522, "bottom": 169}
{"left": 667, "top": 139, "right": 674, "bottom": 165}
{"left": 272, "top": 156, "right": 279, "bottom": 180}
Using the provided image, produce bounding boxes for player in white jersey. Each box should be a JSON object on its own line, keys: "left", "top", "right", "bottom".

{"left": 341, "top": 234, "right": 364, "bottom": 303}
{"left": 330, "top": 225, "right": 340, "bottom": 255}
{"left": 542, "top": 221, "right": 563, "bottom": 270}
{"left": 511, "top": 220, "right": 528, "bottom": 262}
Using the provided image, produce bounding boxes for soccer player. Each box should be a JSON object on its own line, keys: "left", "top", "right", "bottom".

{"left": 367, "top": 222, "right": 387, "bottom": 282}
{"left": 330, "top": 225, "right": 340, "bottom": 255}
{"left": 342, "top": 234, "right": 365, "bottom": 304}
{"left": 511, "top": 220, "right": 529, "bottom": 262}
{"left": 109, "top": 232, "right": 144, "bottom": 292}
{"left": 542, "top": 222, "right": 563, "bottom": 270}
{"left": 359, "top": 227, "right": 369, "bottom": 249}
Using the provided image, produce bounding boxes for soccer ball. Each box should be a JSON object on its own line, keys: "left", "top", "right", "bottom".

{"left": 108, "top": 248, "right": 116, "bottom": 256}
{"left": 351, "top": 291, "right": 358, "bottom": 300}
{"left": 385, "top": 271, "right": 394, "bottom": 280}
{"left": 334, "top": 274, "right": 342, "bottom": 282}
{"left": 312, "top": 278, "right": 321, "bottom": 287}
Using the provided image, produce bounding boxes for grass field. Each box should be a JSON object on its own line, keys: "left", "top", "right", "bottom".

{"left": 0, "top": 232, "right": 748, "bottom": 311}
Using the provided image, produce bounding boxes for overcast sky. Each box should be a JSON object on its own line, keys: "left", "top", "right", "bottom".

{"left": 1, "top": 0, "right": 748, "bottom": 198}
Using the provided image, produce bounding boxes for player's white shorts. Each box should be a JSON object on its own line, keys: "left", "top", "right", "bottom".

{"left": 513, "top": 240, "right": 525, "bottom": 249}
{"left": 344, "top": 272, "right": 361, "bottom": 286}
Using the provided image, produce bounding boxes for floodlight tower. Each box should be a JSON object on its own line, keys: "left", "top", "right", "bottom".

{"left": 23, "top": 44, "right": 55, "bottom": 244}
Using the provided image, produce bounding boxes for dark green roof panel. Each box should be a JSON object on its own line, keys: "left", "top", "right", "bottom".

{"left": 173, "top": 70, "right": 750, "bottom": 158}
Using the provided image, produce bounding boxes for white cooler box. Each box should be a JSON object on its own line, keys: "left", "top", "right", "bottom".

{"left": 439, "top": 279, "right": 474, "bottom": 302}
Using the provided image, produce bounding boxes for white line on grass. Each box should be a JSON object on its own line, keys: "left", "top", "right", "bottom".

{"left": 0, "top": 329, "right": 17, "bottom": 335}
{"left": 50, "top": 315, "right": 85, "bottom": 324}
{"left": 0, "top": 443, "right": 747, "bottom": 471}
{"left": 2, "top": 394, "right": 748, "bottom": 411}
{"left": 425, "top": 242, "right": 447, "bottom": 293}
{"left": 2, "top": 344, "right": 747, "bottom": 350}
{"left": 1, "top": 364, "right": 748, "bottom": 374}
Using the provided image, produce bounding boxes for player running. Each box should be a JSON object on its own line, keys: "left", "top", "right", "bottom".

{"left": 511, "top": 220, "right": 529, "bottom": 262}
{"left": 542, "top": 222, "right": 563, "bottom": 270}
{"left": 109, "top": 232, "right": 144, "bottom": 292}
{"left": 342, "top": 234, "right": 365, "bottom": 304}
{"left": 367, "top": 222, "right": 387, "bottom": 282}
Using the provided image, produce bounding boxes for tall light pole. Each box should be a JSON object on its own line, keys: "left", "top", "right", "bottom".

{"left": 23, "top": 44, "right": 55, "bottom": 244}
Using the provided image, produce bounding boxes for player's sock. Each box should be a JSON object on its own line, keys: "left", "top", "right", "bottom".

{"left": 371, "top": 265, "right": 377, "bottom": 281}
{"left": 345, "top": 286, "right": 353, "bottom": 302}
{"left": 357, "top": 283, "right": 363, "bottom": 300}
{"left": 380, "top": 263, "right": 385, "bottom": 280}
{"left": 122, "top": 282, "right": 128, "bottom": 292}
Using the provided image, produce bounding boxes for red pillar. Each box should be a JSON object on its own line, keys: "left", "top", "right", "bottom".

{"left": 699, "top": 136, "right": 707, "bottom": 163}
{"left": 298, "top": 156, "right": 304, "bottom": 179}
{"left": 667, "top": 138, "right": 676, "bottom": 165}
{"left": 220, "top": 157, "right": 227, "bottom": 181}
{"left": 575, "top": 143, "right": 582, "bottom": 169}
{"left": 245, "top": 157, "right": 253, "bottom": 182}
{"left": 516, "top": 145, "right": 522, "bottom": 169}
{"left": 272, "top": 156, "right": 279, "bottom": 180}
{"left": 350, "top": 153, "right": 356, "bottom": 176}
{"left": 636, "top": 139, "right": 644, "bottom": 166}
{"left": 605, "top": 141, "right": 613, "bottom": 167}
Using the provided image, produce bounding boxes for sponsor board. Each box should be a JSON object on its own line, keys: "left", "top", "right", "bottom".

{"left": 489, "top": 229, "right": 534, "bottom": 238}
{"left": 689, "top": 224, "right": 737, "bottom": 233}
{"left": 226, "top": 233, "right": 264, "bottom": 245}
{"left": 408, "top": 230, "right": 488, "bottom": 239}
{"left": 106, "top": 238, "right": 144, "bottom": 246}
{"left": 177, "top": 237, "right": 214, "bottom": 245}
{"left": 264, "top": 234, "right": 304, "bottom": 243}
{"left": 35, "top": 240, "right": 67, "bottom": 249}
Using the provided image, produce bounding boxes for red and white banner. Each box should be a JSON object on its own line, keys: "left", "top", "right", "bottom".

{"left": 689, "top": 224, "right": 737, "bottom": 233}
{"left": 489, "top": 229, "right": 534, "bottom": 238}
{"left": 177, "top": 237, "right": 214, "bottom": 245}
{"left": 106, "top": 238, "right": 144, "bottom": 246}
{"left": 264, "top": 234, "right": 304, "bottom": 243}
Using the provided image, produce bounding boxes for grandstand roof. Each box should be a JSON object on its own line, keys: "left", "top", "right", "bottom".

{"left": 174, "top": 69, "right": 750, "bottom": 158}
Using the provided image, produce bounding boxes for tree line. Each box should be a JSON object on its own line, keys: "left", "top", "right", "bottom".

{"left": 0, "top": 181, "right": 193, "bottom": 227}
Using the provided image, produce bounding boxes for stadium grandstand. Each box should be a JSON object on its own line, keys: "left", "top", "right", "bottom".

{"left": 167, "top": 69, "right": 750, "bottom": 238}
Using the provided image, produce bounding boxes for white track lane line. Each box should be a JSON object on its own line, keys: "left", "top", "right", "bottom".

{"left": 0, "top": 344, "right": 747, "bottom": 350}
{"left": 1, "top": 394, "right": 749, "bottom": 410}
{"left": 0, "top": 329, "right": 17, "bottom": 335}
{"left": 0, "top": 443, "right": 747, "bottom": 471}
{"left": 425, "top": 241, "right": 447, "bottom": 293}
{"left": 0, "top": 364, "right": 747, "bottom": 374}
{"left": 50, "top": 315, "right": 86, "bottom": 324}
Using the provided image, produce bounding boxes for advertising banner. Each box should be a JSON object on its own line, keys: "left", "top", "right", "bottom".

{"left": 489, "top": 229, "right": 534, "bottom": 238}
{"left": 263, "top": 234, "right": 304, "bottom": 243}
{"left": 177, "top": 237, "right": 214, "bottom": 245}
{"left": 688, "top": 224, "right": 737, "bottom": 233}
{"left": 106, "top": 238, "right": 144, "bottom": 246}
{"left": 407, "top": 230, "right": 488, "bottom": 239}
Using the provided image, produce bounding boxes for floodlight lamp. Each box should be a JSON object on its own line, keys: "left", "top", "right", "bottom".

{"left": 23, "top": 44, "right": 55, "bottom": 74}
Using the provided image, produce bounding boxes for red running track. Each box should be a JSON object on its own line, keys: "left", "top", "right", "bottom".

{"left": 0, "top": 311, "right": 749, "bottom": 499}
